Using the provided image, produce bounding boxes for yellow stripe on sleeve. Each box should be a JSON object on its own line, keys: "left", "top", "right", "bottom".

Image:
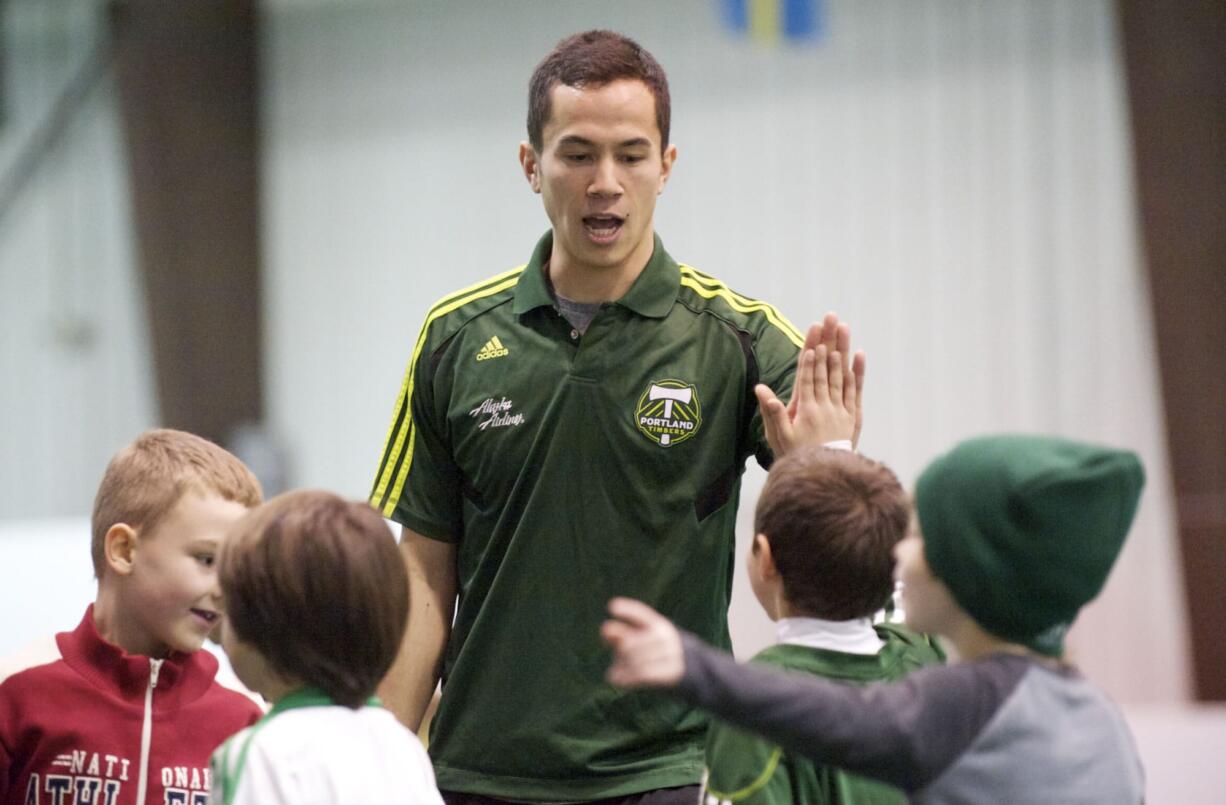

{"left": 370, "top": 341, "right": 423, "bottom": 513}
{"left": 679, "top": 265, "right": 803, "bottom": 328}
{"left": 425, "top": 266, "right": 525, "bottom": 319}
{"left": 372, "top": 269, "right": 525, "bottom": 517}
{"left": 678, "top": 267, "right": 804, "bottom": 348}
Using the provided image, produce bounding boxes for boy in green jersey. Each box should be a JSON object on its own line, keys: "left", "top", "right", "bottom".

{"left": 703, "top": 446, "right": 942, "bottom": 805}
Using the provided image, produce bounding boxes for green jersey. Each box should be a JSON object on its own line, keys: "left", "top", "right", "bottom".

{"left": 704, "top": 624, "right": 944, "bottom": 805}
{"left": 370, "top": 232, "right": 803, "bottom": 799}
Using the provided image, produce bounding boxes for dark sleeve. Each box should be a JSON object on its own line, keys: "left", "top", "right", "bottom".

{"left": 674, "top": 634, "right": 1029, "bottom": 792}
{"left": 746, "top": 318, "right": 801, "bottom": 470}
{"left": 369, "top": 325, "right": 464, "bottom": 541}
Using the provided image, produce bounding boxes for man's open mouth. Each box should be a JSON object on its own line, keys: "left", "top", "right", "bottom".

{"left": 583, "top": 214, "right": 624, "bottom": 241}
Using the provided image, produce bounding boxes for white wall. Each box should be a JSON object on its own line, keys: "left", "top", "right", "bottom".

{"left": 0, "top": 0, "right": 1190, "bottom": 705}
{"left": 0, "top": 518, "right": 95, "bottom": 653}
{"left": 261, "top": 0, "right": 1188, "bottom": 703}
{"left": 0, "top": 2, "right": 158, "bottom": 520}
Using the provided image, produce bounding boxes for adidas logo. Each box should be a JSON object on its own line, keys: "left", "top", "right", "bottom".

{"left": 476, "top": 336, "right": 509, "bottom": 361}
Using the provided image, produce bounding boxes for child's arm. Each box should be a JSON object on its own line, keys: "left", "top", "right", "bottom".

{"left": 604, "top": 598, "right": 1016, "bottom": 795}
{"left": 603, "top": 597, "right": 687, "bottom": 686}
{"left": 675, "top": 632, "right": 947, "bottom": 793}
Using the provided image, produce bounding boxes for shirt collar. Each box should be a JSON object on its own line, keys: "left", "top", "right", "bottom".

{"left": 267, "top": 686, "right": 381, "bottom": 717}
{"left": 512, "top": 230, "right": 679, "bottom": 319}
{"left": 776, "top": 616, "right": 886, "bottom": 656}
{"left": 58, "top": 604, "right": 217, "bottom": 704}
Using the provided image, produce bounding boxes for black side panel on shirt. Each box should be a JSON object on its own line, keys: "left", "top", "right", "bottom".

{"left": 693, "top": 324, "right": 759, "bottom": 523}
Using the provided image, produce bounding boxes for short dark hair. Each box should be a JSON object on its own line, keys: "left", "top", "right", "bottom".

{"left": 754, "top": 448, "right": 909, "bottom": 620}
{"left": 92, "top": 429, "right": 262, "bottom": 577}
{"left": 527, "top": 29, "right": 671, "bottom": 152}
{"left": 220, "top": 490, "right": 408, "bottom": 709}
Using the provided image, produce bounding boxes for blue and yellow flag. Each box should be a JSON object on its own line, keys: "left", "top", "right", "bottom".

{"left": 722, "top": 0, "right": 824, "bottom": 45}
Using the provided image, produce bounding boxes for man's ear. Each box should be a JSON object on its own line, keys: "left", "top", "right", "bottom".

{"left": 519, "top": 141, "right": 542, "bottom": 193}
{"left": 753, "top": 532, "right": 778, "bottom": 579}
{"left": 657, "top": 143, "right": 677, "bottom": 195}
{"left": 104, "top": 524, "right": 139, "bottom": 576}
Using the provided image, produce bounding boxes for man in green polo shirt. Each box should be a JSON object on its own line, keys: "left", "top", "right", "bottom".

{"left": 370, "top": 30, "right": 863, "bottom": 804}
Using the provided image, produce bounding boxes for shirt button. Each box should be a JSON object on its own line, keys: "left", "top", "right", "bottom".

{"left": 570, "top": 329, "right": 579, "bottom": 340}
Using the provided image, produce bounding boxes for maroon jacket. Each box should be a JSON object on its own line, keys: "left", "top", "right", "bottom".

{"left": 0, "top": 606, "right": 261, "bottom": 805}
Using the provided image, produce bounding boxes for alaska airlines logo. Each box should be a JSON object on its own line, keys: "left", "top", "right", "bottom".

{"left": 476, "top": 336, "right": 509, "bottom": 361}
{"left": 635, "top": 380, "right": 701, "bottom": 447}
{"left": 469, "top": 397, "right": 525, "bottom": 430}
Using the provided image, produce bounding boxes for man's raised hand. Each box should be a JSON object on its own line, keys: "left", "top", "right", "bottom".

{"left": 756, "top": 312, "right": 865, "bottom": 457}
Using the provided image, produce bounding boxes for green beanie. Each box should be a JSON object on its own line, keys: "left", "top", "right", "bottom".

{"left": 915, "top": 434, "right": 1144, "bottom": 657}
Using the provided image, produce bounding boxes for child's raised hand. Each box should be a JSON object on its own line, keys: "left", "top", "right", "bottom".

{"left": 602, "top": 598, "right": 685, "bottom": 688}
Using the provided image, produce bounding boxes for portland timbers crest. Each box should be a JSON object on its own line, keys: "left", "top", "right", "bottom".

{"left": 635, "top": 379, "right": 702, "bottom": 447}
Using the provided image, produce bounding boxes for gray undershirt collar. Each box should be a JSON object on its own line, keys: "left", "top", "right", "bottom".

{"left": 543, "top": 262, "right": 603, "bottom": 334}
{"left": 555, "top": 294, "right": 602, "bottom": 335}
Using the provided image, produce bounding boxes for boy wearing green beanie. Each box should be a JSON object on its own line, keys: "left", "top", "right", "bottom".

{"left": 603, "top": 434, "right": 1146, "bottom": 804}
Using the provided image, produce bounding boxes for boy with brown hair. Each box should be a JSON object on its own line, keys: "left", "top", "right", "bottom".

{"left": 603, "top": 434, "right": 1147, "bottom": 804}
{"left": 209, "top": 490, "right": 442, "bottom": 805}
{"left": 0, "top": 429, "right": 265, "bottom": 805}
{"left": 704, "top": 447, "right": 942, "bottom": 805}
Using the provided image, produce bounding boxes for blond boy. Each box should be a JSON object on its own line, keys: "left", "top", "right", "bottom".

{"left": 0, "top": 429, "right": 264, "bottom": 805}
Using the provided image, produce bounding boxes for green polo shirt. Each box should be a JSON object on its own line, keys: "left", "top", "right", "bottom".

{"left": 371, "top": 232, "right": 803, "bottom": 800}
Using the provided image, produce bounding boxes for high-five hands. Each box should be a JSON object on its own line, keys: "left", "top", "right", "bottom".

{"left": 601, "top": 598, "right": 684, "bottom": 689}
{"left": 756, "top": 312, "right": 865, "bottom": 457}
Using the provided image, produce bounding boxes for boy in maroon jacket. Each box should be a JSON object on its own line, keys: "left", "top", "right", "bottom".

{"left": 0, "top": 429, "right": 265, "bottom": 805}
